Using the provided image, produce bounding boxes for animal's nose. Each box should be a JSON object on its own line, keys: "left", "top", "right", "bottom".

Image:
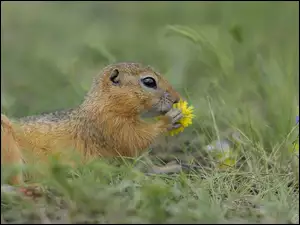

{"left": 173, "top": 97, "right": 180, "bottom": 104}
{"left": 164, "top": 91, "right": 181, "bottom": 104}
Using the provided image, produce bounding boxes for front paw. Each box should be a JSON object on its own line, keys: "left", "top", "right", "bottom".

{"left": 164, "top": 108, "right": 183, "bottom": 130}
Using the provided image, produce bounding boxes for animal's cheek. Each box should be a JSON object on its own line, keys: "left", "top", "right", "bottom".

{"left": 139, "top": 98, "right": 163, "bottom": 119}
{"left": 142, "top": 97, "right": 160, "bottom": 111}
{"left": 149, "top": 96, "right": 173, "bottom": 113}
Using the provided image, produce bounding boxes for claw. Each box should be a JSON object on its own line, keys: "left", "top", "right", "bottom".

{"left": 172, "top": 123, "right": 182, "bottom": 129}
{"left": 164, "top": 108, "right": 183, "bottom": 131}
{"left": 173, "top": 113, "right": 183, "bottom": 124}
{"left": 165, "top": 108, "right": 183, "bottom": 124}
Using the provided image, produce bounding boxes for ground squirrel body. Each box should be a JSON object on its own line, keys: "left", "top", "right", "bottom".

{"left": 1, "top": 62, "right": 183, "bottom": 185}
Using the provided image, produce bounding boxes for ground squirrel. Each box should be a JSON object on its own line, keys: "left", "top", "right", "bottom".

{"left": 1, "top": 62, "right": 184, "bottom": 186}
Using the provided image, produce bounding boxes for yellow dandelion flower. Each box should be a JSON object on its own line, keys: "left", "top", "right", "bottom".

{"left": 169, "top": 100, "right": 195, "bottom": 136}
{"left": 294, "top": 142, "right": 299, "bottom": 153}
{"left": 205, "top": 140, "right": 237, "bottom": 169}
{"left": 289, "top": 140, "right": 299, "bottom": 155}
{"left": 288, "top": 106, "right": 299, "bottom": 156}
{"left": 218, "top": 157, "right": 236, "bottom": 169}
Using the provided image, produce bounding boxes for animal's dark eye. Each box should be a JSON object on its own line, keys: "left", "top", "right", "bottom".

{"left": 141, "top": 77, "right": 157, "bottom": 89}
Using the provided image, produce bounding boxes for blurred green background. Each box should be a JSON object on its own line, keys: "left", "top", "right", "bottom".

{"left": 1, "top": 1, "right": 299, "bottom": 149}
{"left": 1, "top": 3, "right": 299, "bottom": 223}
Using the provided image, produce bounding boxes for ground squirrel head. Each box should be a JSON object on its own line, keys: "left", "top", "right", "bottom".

{"left": 84, "top": 62, "right": 181, "bottom": 117}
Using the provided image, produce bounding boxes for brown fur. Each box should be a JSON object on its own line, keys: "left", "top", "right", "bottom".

{"left": 1, "top": 62, "right": 182, "bottom": 186}
{"left": 1, "top": 115, "right": 24, "bottom": 185}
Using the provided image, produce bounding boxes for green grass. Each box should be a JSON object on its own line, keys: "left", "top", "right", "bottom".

{"left": 1, "top": 1, "right": 299, "bottom": 223}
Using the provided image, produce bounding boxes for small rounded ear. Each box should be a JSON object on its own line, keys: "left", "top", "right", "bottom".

{"left": 110, "top": 69, "right": 120, "bottom": 85}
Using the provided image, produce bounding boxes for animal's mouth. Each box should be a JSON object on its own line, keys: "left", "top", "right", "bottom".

{"left": 140, "top": 103, "right": 173, "bottom": 118}
{"left": 140, "top": 109, "right": 165, "bottom": 118}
